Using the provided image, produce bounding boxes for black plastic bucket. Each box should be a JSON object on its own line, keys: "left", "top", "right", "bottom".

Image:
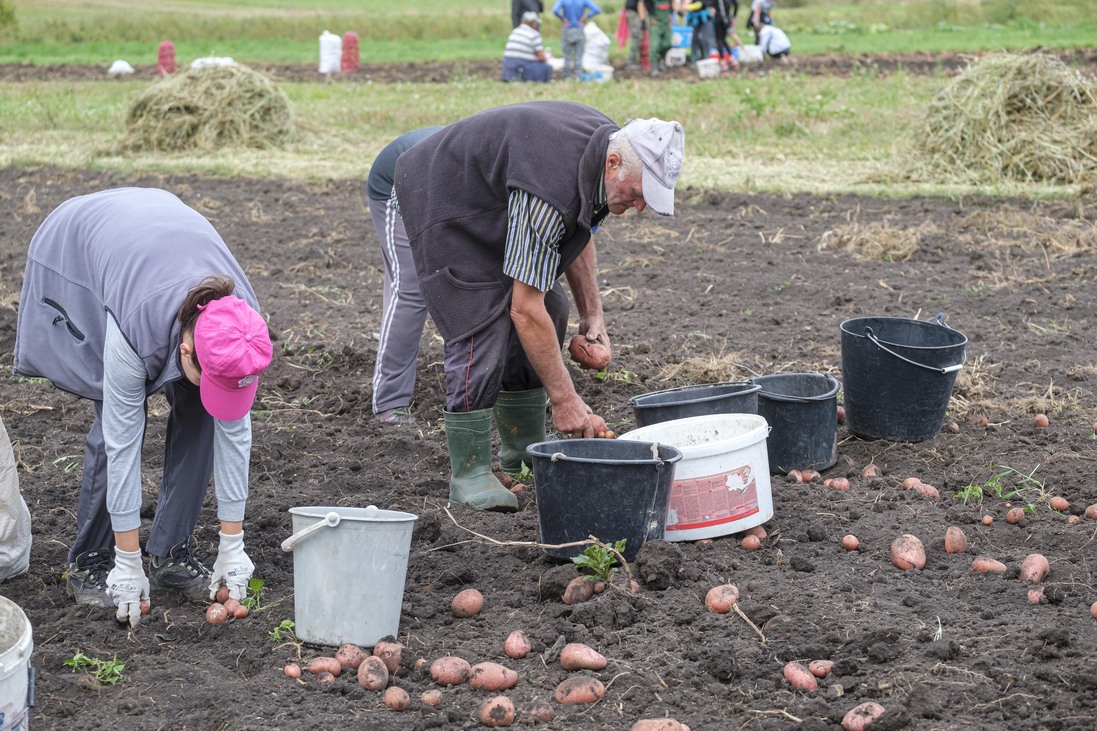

{"left": 527, "top": 438, "right": 682, "bottom": 562}
{"left": 840, "top": 313, "right": 967, "bottom": 442}
{"left": 749, "top": 373, "right": 840, "bottom": 474}
{"left": 629, "top": 382, "right": 761, "bottom": 427}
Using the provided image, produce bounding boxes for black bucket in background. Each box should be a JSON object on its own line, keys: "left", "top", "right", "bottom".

{"left": 750, "top": 373, "right": 840, "bottom": 474}
{"left": 629, "top": 381, "right": 761, "bottom": 427}
{"left": 840, "top": 313, "right": 967, "bottom": 442}
{"left": 527, "top": 438, "right": 682, "bottom": 562}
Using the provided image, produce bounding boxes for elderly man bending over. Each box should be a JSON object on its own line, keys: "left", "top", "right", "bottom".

{"left": 502, "top": 11, "right": 553, "bottom": 82}
{"left": 393, "top": 101, "right": 685, "bottom": 511}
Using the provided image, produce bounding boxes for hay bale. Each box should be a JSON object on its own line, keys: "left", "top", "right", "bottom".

{"left": 910, "top": 52, "right": 1097, "bottom": 185}
{"left": 122, "top": 63, "right": 296, "bottom": 152}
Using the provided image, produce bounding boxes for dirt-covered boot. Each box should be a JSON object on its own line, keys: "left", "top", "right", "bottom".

{"left": 444, "top": 409, "right": 518, "bottom": 512}
{"left": 493, "top": 388, "right": 548, "bottom": 474}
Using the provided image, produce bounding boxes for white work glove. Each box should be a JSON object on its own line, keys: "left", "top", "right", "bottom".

{"left": 106, "top": 548, "right": 150, "bottom": 628}
{"left": 208, "top": 531, "right": 254, "bottom": 601}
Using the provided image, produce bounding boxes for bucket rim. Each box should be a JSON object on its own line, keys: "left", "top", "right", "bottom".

{"left": 840, "top": 315, "right": 968, "bottom": 348}
{"left": 750, "top": 373, "right": 840, "bottom": 403}
{"left": 628, "top": 381, "right": 761, "bottom": 408}
{"left": 289, "top": 505, "right": 418, "bottom": 523}
{"left": 620, "top": 413, "right": 770, "bottom": 458}
{"left": 527, "top": 438, "right": 683, "bottom": 466}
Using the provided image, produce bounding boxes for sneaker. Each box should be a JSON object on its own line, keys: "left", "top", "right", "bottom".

{"left": 149, "top": 540, "right": 211, "bottom": 602}
{"left": 377, "top": 407, "right": 417, "bottom": 425}
{"left": 66, "top": 549, "right": 114, "bottom": 608}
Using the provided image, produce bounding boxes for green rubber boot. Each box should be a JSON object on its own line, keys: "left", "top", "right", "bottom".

{"left": 444, "top": 409, "right": 519, "bottom": 512}
{"left": 493, "top": 388, "right": 548, "bottom": 474}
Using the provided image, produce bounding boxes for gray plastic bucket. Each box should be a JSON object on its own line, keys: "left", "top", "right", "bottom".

{"left": 282, "top": 505, "right": 416, "bottom": 648}
{"left": 750, "top": 373, "right": 840, "bottom": 474}
{"left": 0, "top": 596, "right": 32, "bottom": 730}
{"left": 840, "top": 313, "right": 967, "bottom": 442}
{"left": 629, "top": 382, "right": 760, "bottom": 427}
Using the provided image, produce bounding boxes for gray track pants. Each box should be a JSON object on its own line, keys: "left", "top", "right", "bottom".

{"left": 72, "top": 378, "right": 214, "bottom": 563}
{"left": 369, "top": 196, "right": 428, "bottom": 414}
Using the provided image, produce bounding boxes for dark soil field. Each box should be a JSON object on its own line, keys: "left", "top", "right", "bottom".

{"left": 1, "top": 53, "right": 1097, "bottom": 731}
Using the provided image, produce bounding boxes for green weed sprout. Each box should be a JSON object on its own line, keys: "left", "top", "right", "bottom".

{"left": 64, "top": 652, "right": 125, "bottom": 685}
{"left": 955, "top": 464, "right": 1045, "bottom": 512}
{"left": 571, "top": 539, "right": 627, "bottom": 582}
{"left": 242, "top": 578, "right": 265, "bottom": 612}
{"left": 269, "top": 619, "right": 298, "bottom": 644}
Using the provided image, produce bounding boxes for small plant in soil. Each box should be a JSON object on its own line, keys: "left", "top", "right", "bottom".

{"left": 594, "top": 367, "right": 639, "bottom": 384}
{"left": 269, "top": 619, "right": 299, "bottom": 644}
{"left": 571, "top": 540, "right": 626, "bottom": 582}
{"left": 956, "top": 464, "right": 1045, "bottom": 512}
{"left": 507, "top": 462, "right": 533, "bottom": 482}
{"left": 243, "top": 577, "right": 266, "bottom": 612}
{"left": 64, "top": 652, "right": 125, "bottom": 685}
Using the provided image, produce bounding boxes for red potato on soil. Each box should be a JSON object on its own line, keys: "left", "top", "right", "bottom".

{"left": 518, "top": 700, "right": 555, "bottom": 724}
{"left": 451, "top": 588, "right": 484, "bottom": 618}
{"left": 808, "top": 660, "right": 834, "bottom": 678}
{"left": 901, "top": 476, "right": 922, "bottom": 490}
{"left": 336, "top": 643, "right": 369, "bottom": 671}
{"left": 783, "top": 661, "right": 818, "bottom": 692}
{"left": 1033, "top": 413, "right": 1049, "bottom": 428}
{"left": 890, "top": 534, "right": 926, "bottom": 570}
{"left": 469, "top": 661, "right": 519, "bottom": 691}
{"left": 383, "top": 685, "right": 411, "bottom": 711}
{"left": 283, "top": 662, "right": 301, "bottom": 679}
{"left": 373, "top": 639, "right": 404, "bottom": 674}
{"left": 944, "top": 526, "right": 969, "bottom": 554}
{"left": 705, "top": 583, "right": 740, "bottom": 614}
{"left": 307, "top": 657, "right": 341, "bottom": 677}
{"left": 825, "top": 477, "right": 850, "bottom": 491}
{"left": 631, "top": 720, "right": 691, "bottom": 731}
{"left": 741, "top": 535, "right": 761, "bottom": 551}
{"left": 860, "top": 463, "right": 881, "bottom": 478}
{"left": 562, "top": 576, "right": 595, "bottom": 605}
{"left": 911, "top": 482, "right": 940, "bottom": 499}
{"left": 1067, "top": 515, "right": 1081, "bottom": 525}
{"left": 314, "top": 671, "right": 336, "bottom": 684}
{"left": 554, "top": 676, "right": 606, "bottom": 704}
{"left": 842, "top": 702, "right": 886, "bottom": 731}
{"left": 430, "top": 656, "right": 471, "bottom": 686}
{"left": 420, "top": 689, "right": 443, "bottom": 707}
{"left": 559, "top": 643, "right": 607, "bottom": 671}
{"left": 787, "top": 469, "right": 803, "bottom": 483}
{"left": 1006, "top": 507, "right": 1026, "bottom": 525}
{"left": 746, "top": 525, "right": 767, "bottom": 539}
{"left": 1019, "top": 553, "right": 1050, "bottom": 584}
{"left": 221, "top": 597, "right": 241, "bottom": 617}
{"left": 215, "top": 585, "right": 230, "bottom": 604}
{"left": 357, "top": 655, "right": 389, "bottom": 690}
{"left": 971, "top": 557, "right": 1008, "bottom": 575}
{"left": 205, "top": 602, "right": 228, "bottom": 624}
{"left": 1091, "top": 601, "right": 1097, "bottom": 620}
{"left": 568, "top": 334, "right": 611, "bottom": 371}
{"left": 1028, "top": 587, "right": 1045, "bottom": 604}
{"left": 981, "top": 515, "right": 994, "bottom": 526}
{"left": 504, "top": 630, "right": 532, "bottom": 659}
{"left": 841, "top": 535, "right": 860, "bottom": 551}
{"left": 480, "top": 695, "right": 516, "bottom": 727}
{"left": 1049, "top": 496, "right": 1069, "bottom": 512}
{"left": 800, "top": 469, "right": 820, "bottom": 482}
{"left": 1086, "top": 503, "right": 1097, "bottom": 521}
{"left": 231, "top": 603, "right": 249, "bottom": 619}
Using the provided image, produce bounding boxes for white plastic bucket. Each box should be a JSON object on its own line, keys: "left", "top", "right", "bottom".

{"left": 0, "top": 596, "right": 32, "bottom": 730}
{"left": 620, "top": 413, "right": 772, "bottom": 541}
{"left": 282, "top": 506, "right": 416, "bottom": 648}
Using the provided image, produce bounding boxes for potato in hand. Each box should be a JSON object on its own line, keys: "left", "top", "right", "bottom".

{"left": 568, "top": 335, "right": 611, "bottom": 371}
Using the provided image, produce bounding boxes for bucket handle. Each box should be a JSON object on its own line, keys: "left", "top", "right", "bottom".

{"left": 863, "top": 326, "right": 965, "bottom": 375}
{"left": 281, "top": 511, "right": 341, "bottom": 552}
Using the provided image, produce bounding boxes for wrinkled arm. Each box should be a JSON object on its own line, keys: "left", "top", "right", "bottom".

{"left": 563, "top": 241, "right": 609, "bottom": 352}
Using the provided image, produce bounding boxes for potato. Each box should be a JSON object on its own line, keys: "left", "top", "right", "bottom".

{"left": 140, "top": 600, "right": 151, "bottom": 616}
{"left": 890, "top": 534, "right": 926, "bottom": 570}
{"left": 741, "top": 535, "right": 761, "bottom": 551}
{"left": 825, "top": 477, "right": 850, "bottom": 491}
{"left": 971, "top": 557, "right": 1008, "bottom": 575}
{"left": 429, "top": 656, "right": 471, "bottom": 686}
{"left": 1006, "top": 507, "right": 1026, "bottom": 525}
{"left": 1028, "top": 587, "right": 1045, "bottom": 604}
{"left": 562, "top": 576, "right": 595, "bottom": 605}
{"left": 787, "top": 469, "right": 803, "bottom": 483}
{"left": 383, "top": 686, "right": 411, "bottom": 711}
{"left": 205, "top": 602, "right": 228, "bottom": 624}
{"left": 860, "top": 463, "right": 880, "bottom": 478}
{"left": 631, "top": 721, "right": 690, "bottom": 731}
{"left": 504, "top": 630, "right": 532, "bottom": 659}
{"left": 836, "top": 405, "right": 845, "bottom": 424}
{"left": 307, "top": 656, "right": 342, "bottom": 677}
{"left": 283, "top": 662, "right": 301, "bottom": 679}
{"left": 746, "top": 525, "right": 767, "bottom": 540}
{"left": 336, "top": 642, "right": 369, "bottom": 671}
{"left": 981, "top": 515, "right": 994, "bottom": 526}
{"left": 943, "top": 526, "right": 969, "bottom": 554}
{"left": 704, "top": 583, "right": 740, "bottom": 614}
{"left": 1086, "top": 503, "right": 1097, "bottom": 521}
{"left": 420, "top": 689, "right": 443, "bottom": 707}
{"left": 808, "top": 659, "right": 834, "bottom": 678}
{"left": 568, "top": 335, "right": 611, "bottom": 371}
{"left": 1019, "top": 553, "right": 1050, "bottom": 584}
{"left": 451, "top": 588, "right": 484, "bottom": 618}
{"left": 469, "top": 661, "right": 519, "bottom": 691}
{"left": 841, "top": 535, "right": 860, "bottom": 551}
{"left": 231, "top": 603, "right": 249, "bottom": 619}
{"left": 357, "top": 655, "right": 389, "bottom": 690}
{"left": 222, "top": 598, "right": 241, "bottom": 617}
{"left": 1091, "top": 601, "right": 1097, "bottom": 620}
{"left": 800, "top": 469, "right": 820, "bottom": 482}
{"left": 1049, "top": 496, "right": 1069, "bottom": 512}
{"left": 842, "top": 701, "right": 886, "bottom": 731}
{"left": 783, "top": 661, "right": 818, "bottom": 691}
{"left": 900, "top": 476, "right": 922, "bottom": 490}
{"left": 480, "top": 695, "right": 516, "bottom": 727}
{"left": 519, "top": 700, "right": 555, "bottom": 724}
{"left": 1067, "top": 515, "right": 1081, "bottom": 525}
{"left": 554, "top": 676, "right": 606, "bottom": 704}
{"left": 559, "top": 643, "right": 607, "bottom": 671}
{"left": 1033, "top": 413, "right": 1049, "bottom": 428}
{"left": 215, "top": 585, "right": 230, "bottom": 604}
{"left": 314, "top": 671, "right": 336, "bottom": 684}
{"left": 911, "top": 482, "right": 940, "bottom": 499}
{"left": 373, "top": 639, "right": 404, "bottom": 674}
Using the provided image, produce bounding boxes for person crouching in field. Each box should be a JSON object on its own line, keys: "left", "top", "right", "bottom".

{"left": 13, "top": 188, "right": 273, "bottom": 627}
{"left": 503, "top": 12, "right": 554, "bottom": 82}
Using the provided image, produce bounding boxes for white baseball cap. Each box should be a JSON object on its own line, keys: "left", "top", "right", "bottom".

{"left": 621, "top": 118, "right": 685, "bottom": 216}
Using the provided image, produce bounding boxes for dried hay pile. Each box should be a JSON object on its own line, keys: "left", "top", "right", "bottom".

{"left": 910, "top": 52, "right": 1097, "bottom": 185}
{"left": 122, "top": 63, "right": 296, "bottom": 152}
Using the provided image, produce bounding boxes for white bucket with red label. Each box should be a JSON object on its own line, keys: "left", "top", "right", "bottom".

{"left": 619, "top": 413, "right": 772, "bottom": 541}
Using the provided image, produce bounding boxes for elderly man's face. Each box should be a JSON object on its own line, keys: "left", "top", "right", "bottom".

{"left": 603, "top": 151, "right": 647, "bottom": 215}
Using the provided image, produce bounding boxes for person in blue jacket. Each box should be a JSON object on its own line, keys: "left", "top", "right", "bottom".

{"left": 552, "top": 0, "right": 602, "bottom": 80}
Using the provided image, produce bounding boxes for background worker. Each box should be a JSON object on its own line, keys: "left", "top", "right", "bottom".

{"left": 14, "top": 188, "right": 273, "bottom": 627}
{"left": 393, "top": 101, "right": 685, "bottom": 512}
{"left": 502, "top": 11, "right": 554, "bottom": 82}
{"left": 552, "top": 0, "right": 602, "bottom": 80}
{"left": 512, "top": 0, "right": 544, "bottom": 28}
{"left": 367, "top": 126, "right": 444, "bottom": 424}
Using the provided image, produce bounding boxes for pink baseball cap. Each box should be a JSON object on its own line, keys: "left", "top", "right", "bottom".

{"left": 194, "top": 296, "right": 273, "bottom": 421}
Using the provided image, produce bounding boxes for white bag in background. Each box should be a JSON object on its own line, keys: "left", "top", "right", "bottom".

{"left": 319, "top": 30, "right": 343, "bottom": 74}
{"left": 582, "top": 21, "right": 611, "bottom": 70}
{"left": 0, "top": 416, "right": 31, "bottom": 583}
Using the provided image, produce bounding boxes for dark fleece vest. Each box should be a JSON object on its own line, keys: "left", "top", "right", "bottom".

{"left": 393, "top": 101, "right": 618, "bottom": 344}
